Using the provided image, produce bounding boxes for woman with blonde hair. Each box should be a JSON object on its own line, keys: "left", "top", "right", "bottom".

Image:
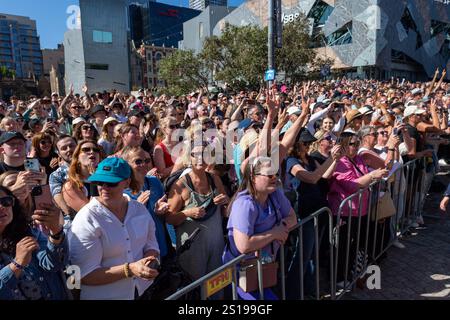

{"left": 0, "top": 117, "right": 17, "bottom": 132}
{"left": 61, "top": 140, "right": 103, "bottom": 215}
{"left": 309, "top": 129, "right": 335, "bottom": 164}
{"left": 98, "top": 117, "right": 118, "bottom": 156}
{"left": 122, "top": 146, "right": 172, "bottom": 261}
{"left": 167, "top": 140, "right": 229, "bottom": 288}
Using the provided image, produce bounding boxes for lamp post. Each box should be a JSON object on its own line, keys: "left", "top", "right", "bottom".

{"left": 268, "top": 0, "right": 274, "bottom": 87}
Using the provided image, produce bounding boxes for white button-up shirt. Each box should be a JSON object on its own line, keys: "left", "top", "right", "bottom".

{"left": 69, "top": 197, "right": 159, "bottom": 300}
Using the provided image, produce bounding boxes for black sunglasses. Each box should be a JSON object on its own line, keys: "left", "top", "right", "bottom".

{"left": 81, "top": 147, "right": 100, "bottom": 153}
{"left": 40, "top": 140, "right": 52, "bottom": 145}
{"left": 134, "top": 158, "right": 152, "bottom": 165}
{"left": 169, "top": 124, "right": 181, "bottom": 129}
{"left": 349, "top": 142, "right": 360, "bottom": 146}
{"left": 96, "top": 181, "right": 120, "bottom": 188}
{"left": 82, "top": 125, "right": 94, "bottom": 130}
{"left": 0, "top": 195, "right": 15, "bottom": 208}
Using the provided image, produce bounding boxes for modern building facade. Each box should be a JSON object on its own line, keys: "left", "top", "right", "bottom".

{"left": 0, "top": 13, "right": 43, "bottom": 79}
{"left": 181, "top": 5, "right": 235, "bottom": 53}
{"left": 129, "top": 2, "right": 201, "bottom": 48}
{"left": 189, "top": 0, "right": 228, "bottom": 11}
{"left": 64, "top": 0, "right": 130, "bottom": 94}
{"left": 210, "top": 0, "right": 450, "bottom": 81}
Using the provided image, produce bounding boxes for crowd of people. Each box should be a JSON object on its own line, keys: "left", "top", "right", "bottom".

{"left": 0, "top": 76, "right": 449, "bottom": 300}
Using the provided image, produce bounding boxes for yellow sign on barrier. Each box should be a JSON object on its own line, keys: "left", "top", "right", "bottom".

{"left": 205, "top": 268, "right": 233, "bottom": 298}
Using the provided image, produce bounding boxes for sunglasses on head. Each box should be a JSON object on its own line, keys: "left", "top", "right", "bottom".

{"left": 96, "top": 181, "right": 120, "bottom": 188}
{"left": 81, "top": 146, "right": 100, "bottom": 153}
{"left": 134, "top": 158, "right": 152, "bottom": 165}
{"left": 324, "top": 135, "right": 333, "bottom": 141}
{"left": 0, "top": 195, "right": 14, "bottom": 208}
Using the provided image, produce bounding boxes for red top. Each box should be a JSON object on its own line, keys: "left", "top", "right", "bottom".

{"left": 158, "top": 142, "right": 174, "bottom": 167}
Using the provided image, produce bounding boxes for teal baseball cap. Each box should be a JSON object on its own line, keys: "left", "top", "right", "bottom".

{"left": 87, "top": 158, "right": 131, "bottom": 184}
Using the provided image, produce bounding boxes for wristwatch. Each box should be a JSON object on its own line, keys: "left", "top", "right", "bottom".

{"left": 49, "top": 228, "right": 65, "bottom": 240}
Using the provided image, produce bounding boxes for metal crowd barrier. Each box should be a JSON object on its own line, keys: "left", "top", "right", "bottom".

{"left": 166, "top": 158, "right": 430, "bottom": 301}
{"left": 166, "top": 207, "right": 334, "bottom": 300}
{"left": 332, "top": 157, "right": 428, "bottom": 299}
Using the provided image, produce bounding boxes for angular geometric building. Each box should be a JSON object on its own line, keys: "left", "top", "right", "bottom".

{"left": 212, "top": 0, "right": 450, "bottom": 80}
{"left": 64, "top": 0, "right": 131, "bottom": 94}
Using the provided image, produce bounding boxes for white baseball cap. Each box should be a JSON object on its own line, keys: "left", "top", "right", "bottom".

{"left": 403, "top": 105, "right": 426, "bottom": 119}
{"left": 287, "top": 106, "right": 301, "bottom": 116}
{"left": 411, "top": 88, "right": 423, "bottom": 95}
{"left": 72, "top": 117, "right": 86, "bottom": 126}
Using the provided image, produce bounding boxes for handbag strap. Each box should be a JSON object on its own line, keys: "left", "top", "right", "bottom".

{"left": 268, "top": 195, "right": 281, "bottom": 257}
{"left": 347, "top": 157, "right": 366, "bottom": 177}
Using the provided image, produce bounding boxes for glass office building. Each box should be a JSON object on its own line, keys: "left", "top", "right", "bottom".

{"left": 130, "top": 2, "right": 201, "bottom": 48}
{"left": 0, "top": 13, "right": 43, "bottom": 79}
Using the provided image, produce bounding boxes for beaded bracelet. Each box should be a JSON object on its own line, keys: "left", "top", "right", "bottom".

{"left": 11, "top": 259, "right": 25, "bottom": 270}
{"left": 123, "top": 263, "right": 131, "bottom": 278}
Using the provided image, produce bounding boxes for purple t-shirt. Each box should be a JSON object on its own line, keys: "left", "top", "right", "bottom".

{"left": 223, "top": 188, "right": 292, "bottom": 262}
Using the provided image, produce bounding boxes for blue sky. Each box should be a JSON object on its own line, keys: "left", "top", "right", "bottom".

{"left": 0, "top": 0, "right": 244, "bottom": 49}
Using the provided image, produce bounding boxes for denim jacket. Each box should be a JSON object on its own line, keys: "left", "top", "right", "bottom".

{"left": 0, "top": 228, "right": 70, "bottom": 300}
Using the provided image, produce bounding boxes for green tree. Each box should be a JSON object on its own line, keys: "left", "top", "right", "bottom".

{"left": 158, "top": 50, "right": 209, "bottom": 96}
{"left": 201, "top": 24, "right": 267, "bottom": 90}
{"left": 158, "top": 17, "right": 335, "bottom": 94}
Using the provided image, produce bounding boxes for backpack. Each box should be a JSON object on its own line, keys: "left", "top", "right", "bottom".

{"left": 163, "top": 168, "right": 186, "bottom": 194}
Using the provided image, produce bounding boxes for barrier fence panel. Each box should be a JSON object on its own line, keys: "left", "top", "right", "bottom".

{"left": 332, "top": 157, "right": 429, "bottom": 299}
{"left": 165, "top": 207, "right": 334, "bottom": 301}
{"left": 165, "top": 253, "right": 247, "bottom": 300}
{"left": 166, "top": 158, "right": 430, "bottom": 301}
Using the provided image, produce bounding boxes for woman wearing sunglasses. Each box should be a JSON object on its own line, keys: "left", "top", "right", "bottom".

{"left": 310, "top": 130, "right": 335, "bottom": 165}
{"left": 69, "top": 158, "right": 160, "bottom": 300}
{"left": 29, "top": 132, "right": 58, "bottom": 175}
{"left": 0, "top": 186, "right": 69, "bottom": 300}
{"left": 153, "top": 117, "right": 181, "bottom": 179}
{"left": 328, "top": 132, "right": 388, "bottom": 285}
{"left": 62, "top": 140, "right": 103, "bottom": 216}
{"left": 73, "top": 122, "right": 99, "bottom": 143}
{"left": 167, "top": 141, "right": 229, "bottom": 290}
{"left": 122, "top": 146, "right": 172, "bottom": 261}
{"left": 283, "top": 128, "right": 341, "bottom": 299}
{"left": 223, "top": 156, "right": 296, "bottom": 300}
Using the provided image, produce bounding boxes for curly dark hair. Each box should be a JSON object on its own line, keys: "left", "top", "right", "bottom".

{"left": 0, "top": 186, "right": 31, "bottom": 256}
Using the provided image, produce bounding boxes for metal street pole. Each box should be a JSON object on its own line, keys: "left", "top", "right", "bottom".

{"left": 268, "top": 0, "right": 274, "bottom": 87}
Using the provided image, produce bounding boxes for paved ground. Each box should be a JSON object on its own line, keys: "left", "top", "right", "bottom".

{"left": 345, "top": 172, "right": 450, "bottom": 300}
